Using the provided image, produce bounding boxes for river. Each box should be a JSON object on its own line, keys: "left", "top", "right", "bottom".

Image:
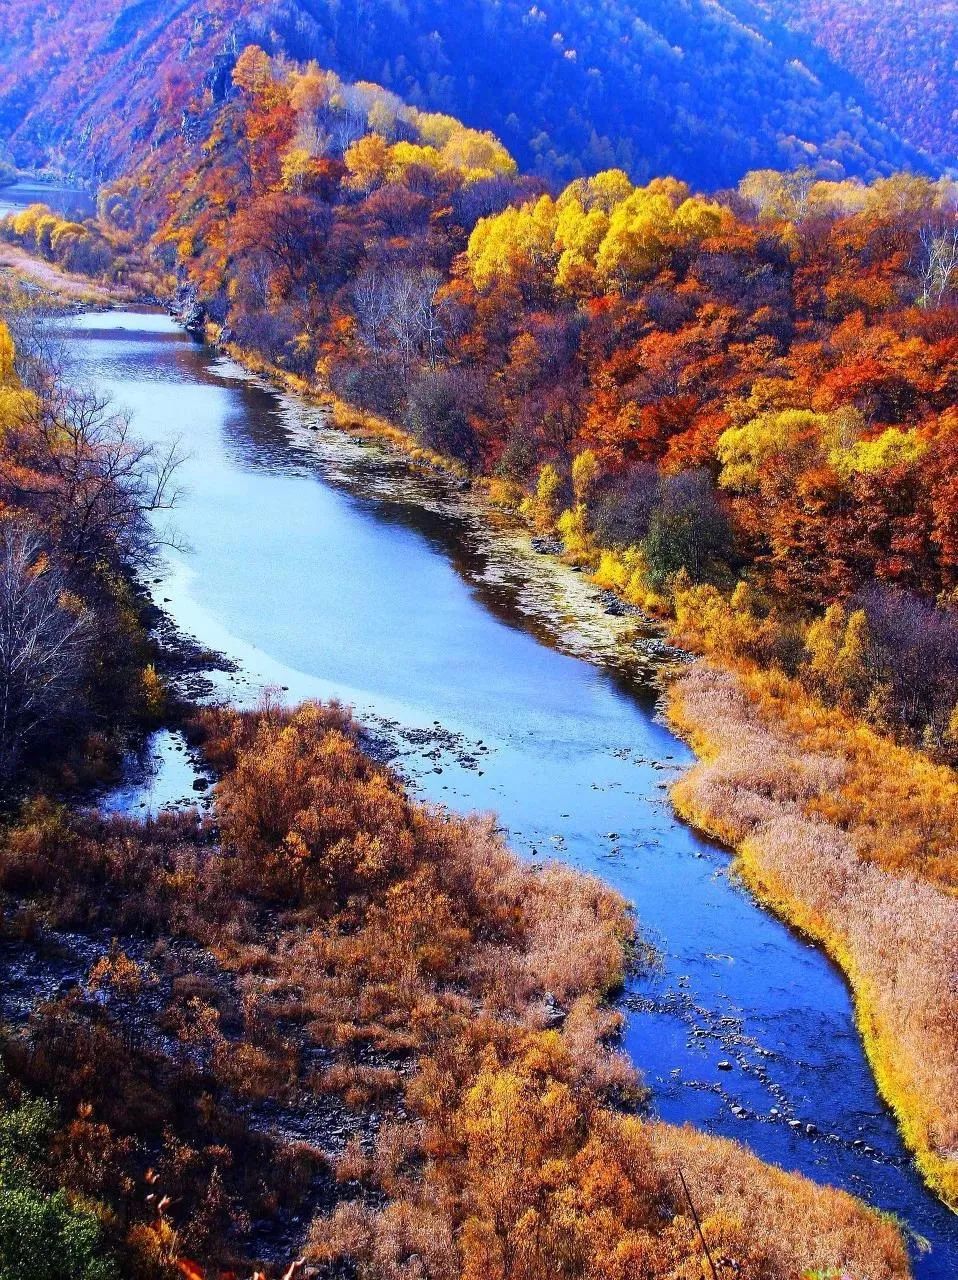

{"left": 46, "top": 306, "right": 958, "bottom": 1276}
{"left": 0, "top": 178, "right": 96, "bottom": 221}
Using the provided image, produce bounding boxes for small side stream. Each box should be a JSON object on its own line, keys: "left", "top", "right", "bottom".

{"left": 99, "top": 729, "right": 211, "bottom": 817}
{"left": 58, "top": 309, "right": 958, "bottom": 1275}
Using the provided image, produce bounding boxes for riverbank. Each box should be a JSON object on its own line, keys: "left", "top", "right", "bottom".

{"left": 209, "top": 327, "right": 473, "bottom": 484}
{"left": 667, "top": 659, "right": 958, "bottom": 1210}
{"left": 0, "top": 240, "right": 124, "bottom": 304}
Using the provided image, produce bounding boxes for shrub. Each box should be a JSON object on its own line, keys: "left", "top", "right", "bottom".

{"left": 406, "top": 369, "right": 481, "bottom": 469}
{"left": 0, "top": 1098, "right": 116, "bottom": 1280}
{"left": 642, "top": 469, "right": 732, "bottom": 588}
{"left": 589, "top": 463, "right": 659, "bottom": 549}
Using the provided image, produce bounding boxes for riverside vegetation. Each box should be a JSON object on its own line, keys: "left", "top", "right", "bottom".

{"left": 0, "top": 692, "right": 913, "bottom": 1280}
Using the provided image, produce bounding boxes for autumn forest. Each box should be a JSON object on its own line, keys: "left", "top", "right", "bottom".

{"left": 0, "top": 3, "right": 956, "bottom": 1280}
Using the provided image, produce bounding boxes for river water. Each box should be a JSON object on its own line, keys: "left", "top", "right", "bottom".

{"left": 0, "top": 179, "right": 96, "bottom": 221}
{"left": 50, "top": 307, "right": 958, "bottom": 1275}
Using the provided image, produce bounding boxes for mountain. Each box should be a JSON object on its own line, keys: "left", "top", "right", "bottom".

{"left": 766, "top": 0, "right": 958, "bottom": 167}
{"left": 0, "top": 0, "right": 936, "bottom": 190}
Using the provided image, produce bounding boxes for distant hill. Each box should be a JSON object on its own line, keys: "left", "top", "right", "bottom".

{"left": 766, "top": 0, "right": 958, "bottom": 167}
{"left": 0, "top": 0, "right": 937, "bottom": 190}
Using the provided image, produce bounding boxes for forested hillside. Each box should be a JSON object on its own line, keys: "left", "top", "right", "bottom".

{"left": 769, "top": 0, "right": 958, "bottom": 165}
{"left": 0, "top": 0, "right": 936, "bottom": 189}
{"left": 86, "top": 47, "right": 958, "bottom": 710}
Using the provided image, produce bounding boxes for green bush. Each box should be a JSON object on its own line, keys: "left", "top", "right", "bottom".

{"left": 0, "top": 1098, "right": 116, "bottom": 1280}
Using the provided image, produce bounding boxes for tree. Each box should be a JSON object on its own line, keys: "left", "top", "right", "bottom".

{"left": 406, "top": 370, "right": 479, "bottom": 468}
{"left": 0, "top": 1096, "right": 115, "bottom": 1280}
{"left": 854, "top": 585, "right": 958, "bottom": 734}
{"left": 0, "top": 522, "right": 91, "bottom": 777}
{"left": 231, "top": 45, "right": 274, "bottom": 99}
{"left": 589, "top": 464, "right": 660, "bottom": 549}
{"left": 738, "top": 166, "right": 817, "bottom": 221}
{"left": 641, "top": 471, "right": 731, "bottom": 588}
{"left": 344, "top": 133, "right": 390, "bottom": 193}
{"left": 353, "top": 268, "right": 448, "bottom": 380}
{"left": 522, "top": 463, "right": 565, "bottom": 533}
{"left": 571, "top": 449, "right": 598, "bottom": 503}
{"left": 233, "top": 193, "right": 334, "bottom": 294}
{"left": 716, "top": 409, "right": 824, "bottom": 493}
{"left": 0, "top": 321, "right": 14, "bottom": 382}
{"left": 804, "top": 602, "right": 846, "bottom": 696}
{"left": 916, "top": 223, "right": 958, "bottom": 308}
{"left": 8, "top": 381, "right": 182, "bottom": 578}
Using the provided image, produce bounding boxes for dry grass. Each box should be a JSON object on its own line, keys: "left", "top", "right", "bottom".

{"left": 0, "top": 242, "right": 126, "bottom": 304}
{"left": 308, "top": 1105, "right": 910, "bottom": 1280}
{"left": 669, "top": 659, "right": 958, "bottom": 1206}
{"left": 328, "top": 396, "right": 470, "bottom": 478}
{"left": 650, "top": 1123, "right": 910, "bottom": 1280}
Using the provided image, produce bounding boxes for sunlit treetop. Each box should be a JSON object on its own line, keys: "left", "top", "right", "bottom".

{"left": 466, "top": 171, "right": 730, "bottom": 291}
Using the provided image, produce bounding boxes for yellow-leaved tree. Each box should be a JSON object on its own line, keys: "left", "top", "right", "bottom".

{"left": 0, "top": 320, "right": 15, "bottom": 382}
{"left": 0, "top": 320, "right": 36, "bottom": 432}
{"left": 344, "top": 133, "right": 391, "bottom": 192}
{"left": 716, "top": 408, "right": 825, "bottom": 492}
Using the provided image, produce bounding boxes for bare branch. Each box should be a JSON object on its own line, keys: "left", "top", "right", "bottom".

{"left": 0, "top": 520, "right": 91, "bottom": 778}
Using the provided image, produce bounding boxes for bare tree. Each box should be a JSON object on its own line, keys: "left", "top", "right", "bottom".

{"left": 7, "top": 379, "right": 184, "bottom": 577}
{"left": 1, "top": 306, "right": 185, "bottom": 577}
{"left": 413, "top": 269, "right": 448, "bottom": 369}
{"left": 916, "top": 222, "right": 958, "bottom": 308}
{"left": 293, "top": 119, "right": 333, "bottom": 162}
{"left": 382, "top": 271, "right": 427, "bottom": 380}
{"left": 0, "top": 521, "right": 91, "bottom": 778}
{"left": 353, "top": 267, "right": 448, "bottom": 380}
{"left": 353, "top": 267, "right": 392, "bottom": 350}
{"left": 3, "top": 299, "right": 68, "bottom": 393}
